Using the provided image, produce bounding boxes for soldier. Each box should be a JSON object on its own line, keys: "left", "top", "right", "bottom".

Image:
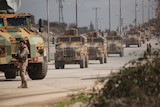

{"left": 146, "top": 43, "right": 151, "bottom": 56}
{"left": 148, "top": 43, "right": 152, "bottom": 56}
{"left": 17, "top": 40, "right": 29, "bottom": 88}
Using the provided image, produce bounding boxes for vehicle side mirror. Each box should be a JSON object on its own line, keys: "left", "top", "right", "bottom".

{"left": 52, "top": 37, "right": 55, "bottom": 44}
{"left": 38, "top": 19, "right": 44, "bottom": 32}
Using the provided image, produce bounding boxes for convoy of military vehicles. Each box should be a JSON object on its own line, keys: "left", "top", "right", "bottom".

{"left": 0, "top": 0, "right": 155, "bottom": 79}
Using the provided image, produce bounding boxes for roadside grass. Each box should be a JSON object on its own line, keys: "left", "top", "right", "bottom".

{"left": 88, "top": 42, "right": 160, "bottom": 107}
{"left": 54, "top": 93, "right": 90, "bottom": 107}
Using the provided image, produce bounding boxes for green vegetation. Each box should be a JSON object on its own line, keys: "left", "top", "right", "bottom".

{"left": 54, "top": 46, "right": 160, "bottom": 107}
{"left": 88, "top": 46, "right": 160, "bottom": 107}
{"left": 54, "top": 93, "right": 90, "bottom": 107}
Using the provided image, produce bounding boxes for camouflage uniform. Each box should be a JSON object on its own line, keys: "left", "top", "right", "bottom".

{"left": 17, "top": 41, "right": 29, "bottom": 88}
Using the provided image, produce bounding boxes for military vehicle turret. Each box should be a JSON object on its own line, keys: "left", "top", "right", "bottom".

{"left": 86, "top": 32, "right": 107, "bottom": 64}
{"left": 0, "top": 0, "right": 47, "bottom": 80}
{"left": 54, "top": 28, "right": 88, "bottom": 69}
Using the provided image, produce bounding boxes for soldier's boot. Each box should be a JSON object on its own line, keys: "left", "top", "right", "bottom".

{"left": 22, "top": 81, "right": 28, "bottom": 88}
{"left": 18, "top": 81, "right": 24, "bottom": 88}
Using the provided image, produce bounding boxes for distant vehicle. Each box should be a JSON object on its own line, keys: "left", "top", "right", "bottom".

{"left": 150, "top": 23, "right": 156, "bottom": 35}
{"left": 144, "top": 27, "right": 151, "bottom": 41}
{"left": 53, "top": 28, "right": 88, "bottom": 69}
{"left": 139, "top": 29, "right": 146, "bottom": 44}
{"left": 106, "top": 36, "right": 124, "bottom": 57}
{"left": 0, "top": 11, "right": 47, "bottom": 79}
{"left": 126, "top": 30, "right": 142, "bottom": 47}
{"left": 86, "top": 32, "right": 107, "bottom": 64}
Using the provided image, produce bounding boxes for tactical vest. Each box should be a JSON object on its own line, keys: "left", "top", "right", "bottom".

{"left": 18, "top": 47, "right": 28, "bottom": 63}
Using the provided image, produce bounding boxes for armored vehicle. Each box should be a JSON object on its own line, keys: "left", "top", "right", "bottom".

{"left": 126, "top": 30, "right": 142, "bottom": 47}
{"left": 144, "top": 27, "right": 151, "bottom": 41}
{"left": 54, "top": 28, "right": 88, "bottom": 69}
{"left": 106, "top": 35, "right": 124, "bottom": 57}
{"left": 139, "top": 29, "right": 146, "bottom": 44}
{"left": 150, "top": 23, "right": 156, "bottom": 35}
{"left": 0, "top": 13, "right": 47, "bottom": 80}
{"left": 86, "top": 32, "right": 107, "bottom": 64}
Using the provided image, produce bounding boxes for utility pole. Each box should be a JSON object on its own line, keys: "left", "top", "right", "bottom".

{"left": 135, "top": 0, "right": 137, "bottom": 27}
{"left": 151, "top": 1, "right": 154, "bottom": 19}
{"left": 109, "top": 0, "right": 111, "bottom": 33}
{"left": 76, "top": 0, "right": 78, "bottom": 28}
{"left": 46, "top": 0, "right": 50, "bottom": 62}
{"left": 120, "top": 0, "right": 122, "bottom": 35}
{"left": 148, "top": 0, "right": 150, "bottom": 23}
{"left": 148, "top": 0, "right": 151, "bottom": 27}
{"left": 142, "top": 0, "right": 144, "bottom": 24}
{"left": 92, "top": 7, "right": 100, "bottom": 31}
{"left": 57, "top": 0, "right": 64, "bottom": 23}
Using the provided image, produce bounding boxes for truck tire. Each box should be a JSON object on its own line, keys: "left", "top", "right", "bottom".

{"left": 104, "top": 57, "right": 107, "bottom": 63}
{"left": 28, "top": 62, "right": 47, "bottom": 80}
{"left": 5, "top": 71, "right": 16, "bottom": 79}
{"left": 99, "top": 55, "right": 104, "bottom": 64}
{"left": 55, "top": 61, "right": 60, "bottom": 69}
{"left": 80, "top": 58, "right": 85, "bottom": 68}
{"left": 126, "top": 43, "right": 129, "bottom": 47}
{"left": 120, "top": 51, "right": 124, "bottom": 57}
{"left": 60, "top": 61, "right": 65, "bottom": 69}
{"left": 138, "top": 42, "right": 141, "bottom": 47}
{"left": 85, "top": 59, "right": 88, "bottom": 68}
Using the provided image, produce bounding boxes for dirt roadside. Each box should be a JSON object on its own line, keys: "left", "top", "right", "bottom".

{"left": 15, "top": 96, "right": 71, "bottom": 107}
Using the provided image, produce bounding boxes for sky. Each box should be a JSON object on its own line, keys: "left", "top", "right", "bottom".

{"left": 17, "top": 0, "right": 157, "bottom": 31}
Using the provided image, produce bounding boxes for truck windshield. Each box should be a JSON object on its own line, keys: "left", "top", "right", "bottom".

{"left": 93, "top": 38, "right": 103, "bottom": 43}
{"left": 0, "top": 18, "right": 4, "bottom": 27}
{"left": 114, "top": 37, "right": 122, "bottom": 40}
{"left": 71, "top": 37, "right": 81, "bottom": 42}
{"left": 7, "top": 18, "right": 26, "bottom": 27}
{"left": 59, "top": 37, "right": 69, "bottom": 42}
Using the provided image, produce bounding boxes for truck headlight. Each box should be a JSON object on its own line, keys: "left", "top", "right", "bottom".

{"left": 0, "top": 46, "right": 5, "bottom": 56}
{"left": 37, "top": 47, "right": 44, "bottom": 54}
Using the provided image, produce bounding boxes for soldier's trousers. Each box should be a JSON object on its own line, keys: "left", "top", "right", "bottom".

{"left": 19, "top": 62, "right": 28, "bottom": 87}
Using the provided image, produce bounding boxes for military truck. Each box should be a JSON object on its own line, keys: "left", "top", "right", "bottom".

{"left": 139, "top": 29, "right": 146, "bottom": 44}
{"left": 150, "top": 23, "right": 156, "bottom": 36}
{"left": 144, "top": 27, "right": 151, "bottom": 41}
{"left": 86, "top": 32, "right": 107, "bottom": 64}
{"left": 0, "top": 1, "right": 47, "bottom": 80}
{"left": 106, "top": 35, "right": 124, "bottom": 57}
{"left": 126, "top": 30, "right": 142, "bottom": 47}
{"left": 54, "top": 28, "right": 88, "bottom": 69}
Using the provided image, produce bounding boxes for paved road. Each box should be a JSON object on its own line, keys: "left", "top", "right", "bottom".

{"left": 0, "top": 36, "right": 159, "bottom": 107}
